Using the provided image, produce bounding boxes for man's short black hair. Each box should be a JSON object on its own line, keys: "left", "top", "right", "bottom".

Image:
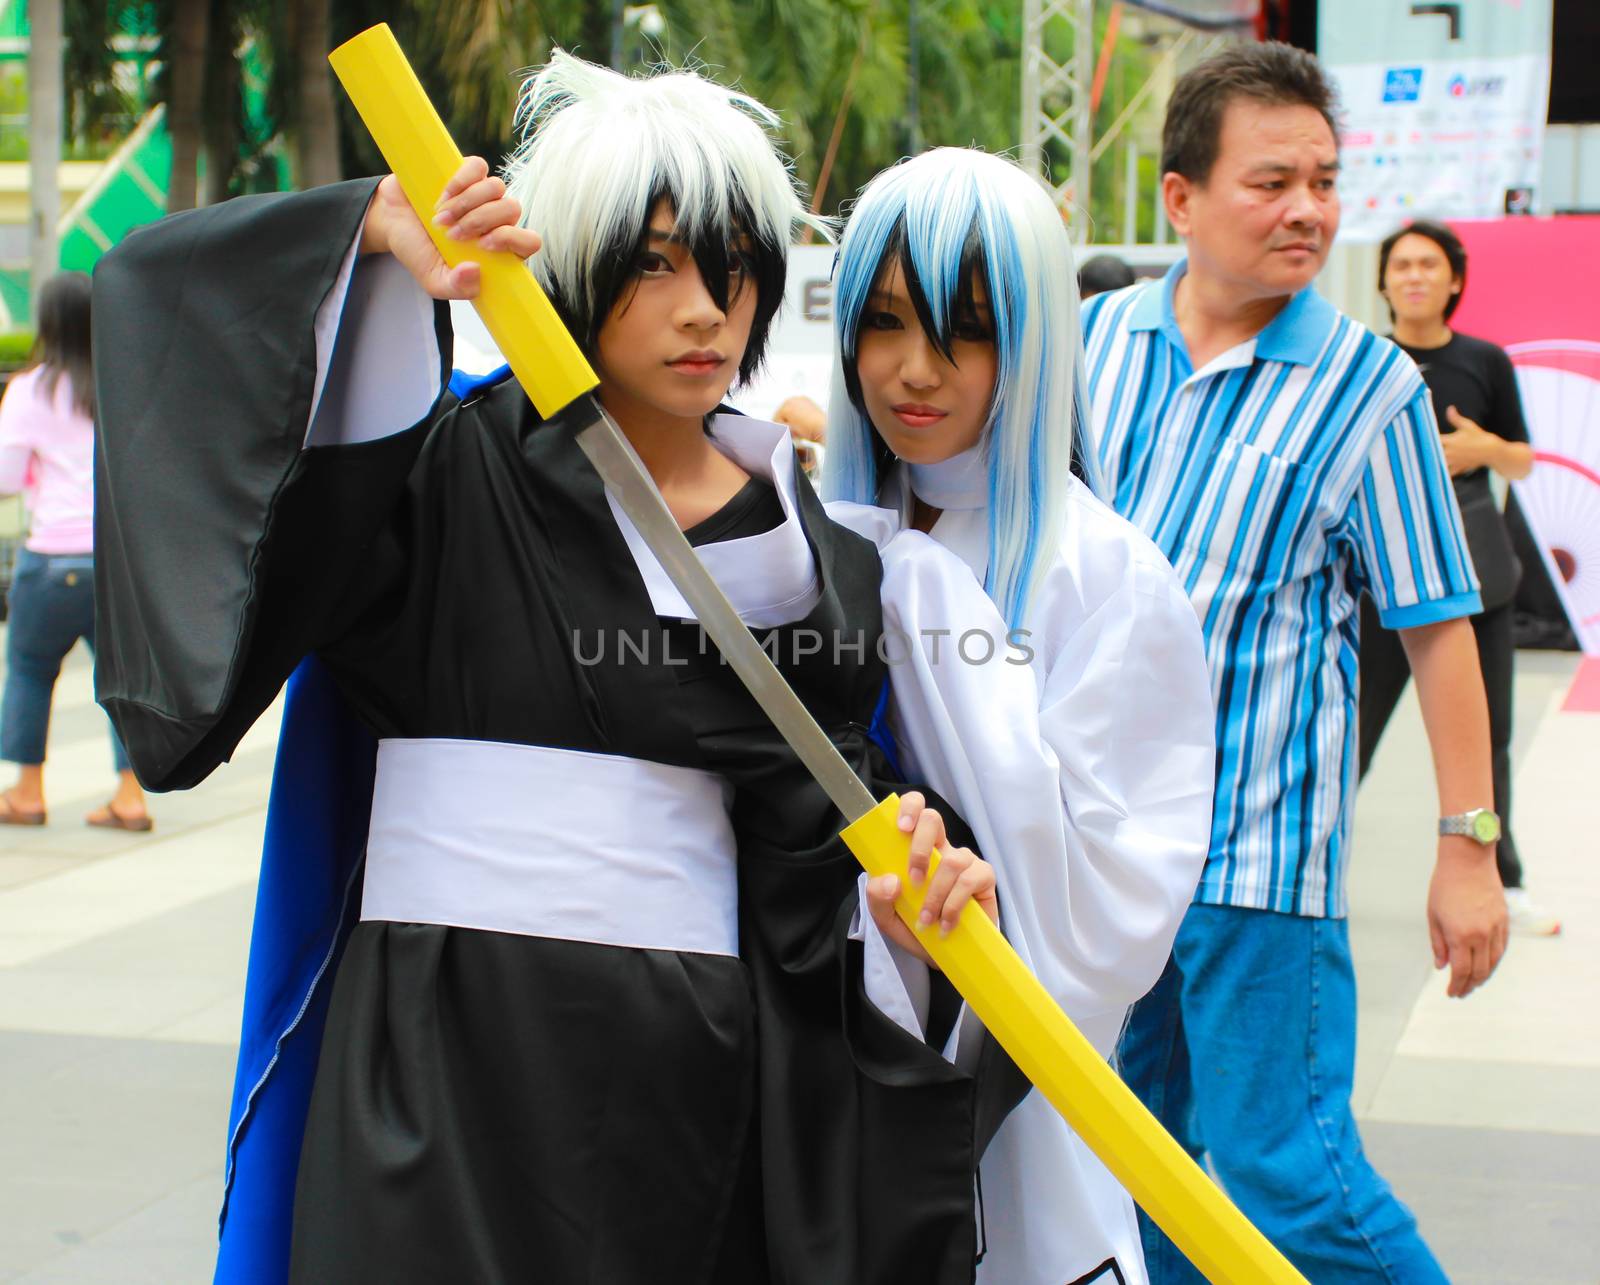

{"left": 1161, "top": 42, "right": 1340, "bottom": 186}
{"left": 1378, "top": 220, "right": 1468, "bottom": 322}
{"left": 1077, "top": 254, "right": 1136, "bottom": 298}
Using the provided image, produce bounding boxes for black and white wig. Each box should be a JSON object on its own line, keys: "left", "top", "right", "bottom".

{"left": 503, "top": 52, "right": 825, "bottom": 385}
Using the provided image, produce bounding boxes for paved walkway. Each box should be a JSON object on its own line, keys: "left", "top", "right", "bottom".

{"left": 1, "top": 637, "right": 1596, "bottom": 1282}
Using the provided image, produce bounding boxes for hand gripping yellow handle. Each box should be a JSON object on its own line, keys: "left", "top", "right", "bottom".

{"left": 845, "top": 796, "right": 1308, "bottom": 1285}
{"left": 329, "top": 24, "right": 1306, "bottom": 1285}
{"left": 327, "top": 24, "right": 598, "bottom": 418}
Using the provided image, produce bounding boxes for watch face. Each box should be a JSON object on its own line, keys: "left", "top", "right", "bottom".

{"left": 1472, "top": 811, "right": 1501, "bottom": 844}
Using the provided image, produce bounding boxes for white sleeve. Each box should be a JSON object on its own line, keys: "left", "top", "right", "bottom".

{"left": 306, "top": 223, "right": 444, "bottom": 447}
{"left": 875, "top": 530, "right": 1215, "bottom": 1051}
{"left": 847, "top": 873, "right": 987, "bottom": 1073}
{"left": 1029, "top": 556, "right": 1216, "bottom": 1019}
{"left": 847, "top": 872, "right": 931, "bottom": 1035}
{"left": 821, "top": 498, "right": 903, "bottom": 552}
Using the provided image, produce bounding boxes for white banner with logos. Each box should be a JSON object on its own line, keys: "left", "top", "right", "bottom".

{"left": 1321, "top": 0, "right": 1554, "bottom": 241}
{"left": 729, "top": 244, "right": 838, "bottom": 421}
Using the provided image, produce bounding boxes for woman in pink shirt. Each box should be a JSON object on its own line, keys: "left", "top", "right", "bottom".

{"left": 0, "top": 272, "right": 150, "bottom": 829}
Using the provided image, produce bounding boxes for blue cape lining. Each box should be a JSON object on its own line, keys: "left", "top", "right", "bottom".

{"left": 214, "top": 657, "right": 373, "bottom": 1283}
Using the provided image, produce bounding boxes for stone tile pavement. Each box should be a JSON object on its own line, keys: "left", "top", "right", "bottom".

{"left": 2, "top": 638, "right": 1596, "bottom": 1282}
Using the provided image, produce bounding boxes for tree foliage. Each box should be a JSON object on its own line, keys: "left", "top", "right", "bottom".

{"left": 60, "top": 1, "right": 155, "bottom": 153}
{"left": 311, "top": 0, "right": 1023, "bottom": 218}
{"left": 71, "top": 0, "right": 1175, "bottom": 234}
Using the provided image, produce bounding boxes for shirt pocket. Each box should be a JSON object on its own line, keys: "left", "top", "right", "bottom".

{"left": 1174, "top": 437, "right": 1313, "bottom": 590}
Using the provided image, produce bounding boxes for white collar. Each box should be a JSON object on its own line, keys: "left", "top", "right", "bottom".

{"left": 906, "top": 444, "right": 987, "bottom": 512}
{"left": 881, "top": 448, "right": 992, "bottom": 580}
{"left": 604, "top": 415, "right": 822, "bottom": 629}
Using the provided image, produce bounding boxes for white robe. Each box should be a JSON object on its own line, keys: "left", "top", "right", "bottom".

{"left": 828, "top": 445, "right": 1216, "bottom": 1285}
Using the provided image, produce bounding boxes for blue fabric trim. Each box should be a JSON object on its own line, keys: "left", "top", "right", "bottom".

{"left": 1376, "top": 590, "right": 1483, "bottom": 630}
{"left": 447, "top": 363, "right": 512, "bottom": 403}
{"left": 214, "top": 657, "right": 376, "bottom": 1284}
{"left": 866, "top": 679, "right": 906, "bottom": 783}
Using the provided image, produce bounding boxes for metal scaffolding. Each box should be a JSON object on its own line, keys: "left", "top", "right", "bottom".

{"left": 1021, "top": 1, "right": 1236, "bottom": 244}
{"left": 1019, "top": 0, "right": 1096, "bottom": 238}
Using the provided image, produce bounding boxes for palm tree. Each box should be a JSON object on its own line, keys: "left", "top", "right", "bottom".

{"left": 291, "top": 0, "right": 340, "bottom": 183}
{"left": 281, "top": 0, "right": 341, "bottom": 187}
{"left": 162, "top": 0, "right": 210, "bottom": 211}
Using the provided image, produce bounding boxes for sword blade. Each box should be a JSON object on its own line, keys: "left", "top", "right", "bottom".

{"left": 571, "top": 401, "right": 878, "bottom": 825}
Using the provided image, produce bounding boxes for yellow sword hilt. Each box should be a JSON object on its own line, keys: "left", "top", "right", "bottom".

{"left": 328, "top": 24, "right": 597, "bottom": 418}
{"left": 328, "top": 24, "right": 1307, "bottom": 1285}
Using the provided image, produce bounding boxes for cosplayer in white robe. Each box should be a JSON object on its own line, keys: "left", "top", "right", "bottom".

{"left": 830, "top": 444, "right": 1216, "bottom": 1285}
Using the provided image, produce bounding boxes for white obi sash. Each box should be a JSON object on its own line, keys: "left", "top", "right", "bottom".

{"left": 361, "top": 738, "right": 739, "bottom": 956}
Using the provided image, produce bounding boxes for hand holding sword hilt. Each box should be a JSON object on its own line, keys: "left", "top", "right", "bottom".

{"left": 866, "top": 791, "right": 999, "bottom": 968}
{"left": 360, "top": 157, "right": 543, "bottom": 303}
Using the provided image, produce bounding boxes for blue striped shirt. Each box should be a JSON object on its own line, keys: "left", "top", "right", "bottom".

{"left": 1082, "top": 261, "right": 1480, "bottom": 917}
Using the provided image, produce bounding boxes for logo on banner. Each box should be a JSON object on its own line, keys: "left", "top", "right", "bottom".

{"left": 1383, "top": 67, "right": 1423, "bottom": 102}
{"left": 1447, "top": 73, "right": 1506, "bottom": 99}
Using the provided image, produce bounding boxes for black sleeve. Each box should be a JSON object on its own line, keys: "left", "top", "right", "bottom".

{"left": 678, "top": 487, "right": 1027, "bottom": 1281}
{"left": 92, "top": 180, "right": 450, "bottom": 791}
{"left": 1489, "top": 343, "right": 1531, "bottom": 445}
{"left": 728, "top": 722, "right": 1026, "bottom": 1284}
{"left": 730, "top": 745, "right": 955, "bottom": 1284}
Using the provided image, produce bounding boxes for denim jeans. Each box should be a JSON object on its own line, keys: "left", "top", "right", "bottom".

{"left": 1118, "top": 903, "right": 1448, "bottom": 1284}
{"left": 1, "top": 549, "right": 130, "bottom": 772}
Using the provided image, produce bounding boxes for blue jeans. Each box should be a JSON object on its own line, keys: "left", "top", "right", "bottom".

{"left": 1118, "top": 903, "right": 1448, "bottom": 1284}
{"left": 1, "top": 549, "right": 130, "bottom": 772}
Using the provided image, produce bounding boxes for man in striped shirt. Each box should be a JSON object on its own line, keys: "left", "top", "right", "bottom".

{"left": 1086, "top": 44, "right": 1508, "bottom": 1283}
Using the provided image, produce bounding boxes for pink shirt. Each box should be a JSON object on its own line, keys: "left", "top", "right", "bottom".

{"left": 0, "top": 366, "right": 95, "bottom": 554}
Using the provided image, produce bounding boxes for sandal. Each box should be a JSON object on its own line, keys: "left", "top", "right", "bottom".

{"left": 85, "top": 801, "right": 154, "bottom": 832}
{"left": 0, "top": 789, "right": 46, "bottom": 826}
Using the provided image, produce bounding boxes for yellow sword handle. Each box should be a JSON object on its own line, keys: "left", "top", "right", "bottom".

{"left": 328, "top": 24, "right": 1306, "bottom": 1285}
{"left": 845, "top": 797, "right": 1307, "bottom": 1285}
{"left": 327, "top": 23, "right": 598, "bottom": 419}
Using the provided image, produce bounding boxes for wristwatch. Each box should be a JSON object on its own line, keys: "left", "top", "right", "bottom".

{"left": 1439, "top": 809, "right": 1501, "bottom": 844}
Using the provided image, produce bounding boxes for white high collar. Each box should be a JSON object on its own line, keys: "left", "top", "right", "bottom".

{"left": 880, "top": 446, "right": 992, "bottom": 581}
{"left": 604, "top": 415, "right": 822, "bottom": 629}
{"left": 906, "top": 444, "right": 988, "bottom": 513}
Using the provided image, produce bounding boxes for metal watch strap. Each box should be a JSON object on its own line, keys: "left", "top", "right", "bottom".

{"left": 1438, "top": 809, "right": 1499, "bottom": 842}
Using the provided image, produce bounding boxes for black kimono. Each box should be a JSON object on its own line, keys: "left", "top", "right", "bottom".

{"left": 92, "top": 179, "right": 1024, "bottom": 1284}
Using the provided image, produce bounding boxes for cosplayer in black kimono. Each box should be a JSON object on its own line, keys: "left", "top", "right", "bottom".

{"left": 91, "top": 53, "right": 1024, "bottom": 1285}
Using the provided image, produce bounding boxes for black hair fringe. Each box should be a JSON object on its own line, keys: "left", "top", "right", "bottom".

{"left": 553, "top": 182, "right": 788, "bottom": 386}
{"left": 840, "top": 213, "right": 992, "bottom": 417}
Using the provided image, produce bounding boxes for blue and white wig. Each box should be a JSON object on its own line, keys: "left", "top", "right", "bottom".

{"left": 822, "top": 148, "right": 1097, "bottom": 630}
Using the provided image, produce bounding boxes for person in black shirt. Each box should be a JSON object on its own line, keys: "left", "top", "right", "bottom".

{"left": 1364, "top": 220, "right": 1560, "bottom": 936}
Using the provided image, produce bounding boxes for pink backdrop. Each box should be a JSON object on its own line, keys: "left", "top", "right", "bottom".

{"left": 1448, "top": 217, "right": 1600, "bottom": 655}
